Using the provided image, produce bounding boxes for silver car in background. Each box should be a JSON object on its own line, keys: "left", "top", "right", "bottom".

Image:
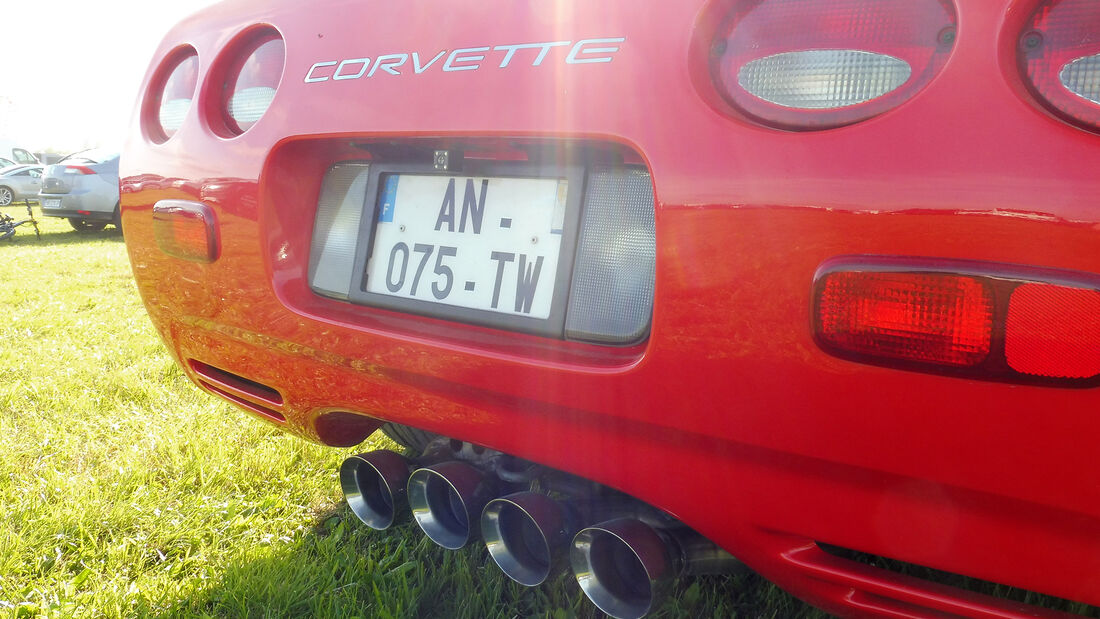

{"left": 0, "top": 145, "right": 38, "bottom": 171}
{"left": 0, "top": 165, "right": 43, "bottom": 206}
{"left": 39, "top": 149, "right": 120, "bottom": 232}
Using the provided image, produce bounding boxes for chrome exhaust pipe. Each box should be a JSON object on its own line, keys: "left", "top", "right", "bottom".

{"left": 481, "top": 491, "right": 575, "bottom": 586}
{"left": 407, "top": 461, "right": 496, "bottom": 549}
{"left": 570, "top": 518, "right": 740, "bottom": 619}
{"left": 570, "top": 518, "right": 674, "bottom": 619}
{"left": 339, "top": 450, "right": 410, "bottom": 530}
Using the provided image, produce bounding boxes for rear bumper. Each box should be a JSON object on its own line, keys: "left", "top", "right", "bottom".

{"left": 120, "top": 0, "right": 1100, "bottom": 615}
{"left": 40, "top": 208, "right": 115, "bottom": 221}
{"left": 163, "top": 312, "right": 1100, "bottom": 615}
{"left": 39, "top": 192, "right": 116, "bottom": 219}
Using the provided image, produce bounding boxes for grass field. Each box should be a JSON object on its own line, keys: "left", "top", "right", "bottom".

{"left": 0, "top": 209, "right": 825, "bottom": 618}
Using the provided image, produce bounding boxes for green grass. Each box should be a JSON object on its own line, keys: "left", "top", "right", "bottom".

{"left": 0, "top": 210, "right": 823, "bottom": 618}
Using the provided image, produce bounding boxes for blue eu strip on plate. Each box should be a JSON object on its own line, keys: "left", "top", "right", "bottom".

{"left": 379, "top": 175, "right": 399, "bottom": 223}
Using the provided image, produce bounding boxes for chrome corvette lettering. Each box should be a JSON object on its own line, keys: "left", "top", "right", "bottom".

{"left": 333, "top": 58, "right": 369, "bottom": 80}
{"left": 304, "top": 60, "right": 337, "bottom": 82}
{"left": 371, "top": 54, "right": 408, "bottom": 76}
{"left": 304, "top": 37, "right": 625, "bottom": 83}
{"left": 443, "top": 47, "right": 490, "bottom": 72}
{"left": 566, "top": 38, "right": 624, "bottom": 64}
{"left": 412, "top": 51, "right": 446, "bottom": 74}
{"left": 495, "top": 41, "right": 570, "bottom": 68}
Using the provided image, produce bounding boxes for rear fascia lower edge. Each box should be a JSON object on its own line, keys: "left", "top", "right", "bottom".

{"left": 166, "top": 316, "right": 1100, "bottom": 615}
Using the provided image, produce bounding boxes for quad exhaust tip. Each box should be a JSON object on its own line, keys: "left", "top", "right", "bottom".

{"left": 570, "top": 518, "right": 675, "bottom": 619}
{"left": 339, "top": 450, "right": 410, "bottom": 530}
{"left": 342, "top": 450, "right": 741, "bottom": 619}
{"left": 407, "top": 461, "right": 494, "bottom": 550}
{"left": 481, "top": 491, "right": 572, "bottom": 587}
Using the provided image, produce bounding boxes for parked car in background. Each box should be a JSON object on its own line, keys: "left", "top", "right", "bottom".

{"left": 39, "top": 149, "right": 120, "bottom": 232}
{"left": 121, "top": 0, "right": 1100, "bottom": 618}
{"left": 0, "top": 165, "right": 43, "bottom": 206}
{"left": 0, "top": 141, "right": 39, "bottom": 167}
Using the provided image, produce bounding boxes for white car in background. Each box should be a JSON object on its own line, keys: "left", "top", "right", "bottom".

{"left": 0, "top": 165, "right": 43, "bottom": 206}
{"left": 39, "top": 149, "right": 120, "bottom": 232}
{"left": 0, "top": 142, "right": 39, "bottom": 169}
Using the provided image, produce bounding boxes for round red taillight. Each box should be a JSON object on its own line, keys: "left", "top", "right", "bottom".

{"left": 220, "top": 31, "right": 285, "bottom": 135}
{"left": 149, "top": 48, "right": 198, "bottom": 142}
{"left": 710, "top": 0, "right": 957, "bottom": 130}
{"left": 1018, "top": 0, "right": 1100, "bottom": 132}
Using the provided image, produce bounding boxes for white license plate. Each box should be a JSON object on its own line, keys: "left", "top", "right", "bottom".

{"left": 364, "top": 174, "right": 568, "bottom": 319}
{"left": 44, "top": 198, "right": 61, "bottom": 208}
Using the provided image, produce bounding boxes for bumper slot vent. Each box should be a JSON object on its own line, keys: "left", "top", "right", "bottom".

{"left": 198, "top": 381, "right": 286, "bottom": 423}
{"left": 189, "top": 360, "right": 284, "bottom": 406}
{"left": 814, "top": 543, "right": 1098, "bottom": 618}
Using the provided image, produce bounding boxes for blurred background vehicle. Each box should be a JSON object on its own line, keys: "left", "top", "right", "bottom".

{"left": 0, "top": 164, "right": 43, "bottom": 206}
{"left": 0, "top": 139, "right": 40, "bottom": 166}
{"left": 38, "top": 148, "right": 120, "bottom": 232}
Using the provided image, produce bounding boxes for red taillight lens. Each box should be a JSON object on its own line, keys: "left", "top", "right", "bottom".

{"left": 814, "top": 261, "right": 1100, "bottom": 386}
{"left": 1006, "top": 284, "right": 1100, "bottom": 379}
{"left": 710, "top": 0, "right": 957, "bottom": 130}
{"left": 222, "top": 34, "right": 285, "bottom": 135}
{"left": 152, "top": 200, "right": 219, "bottom": 263}
{"left": 156, "top": 51, "right": 199, "bottom": 140}
{"left": 64, "top": 165, "right": 95, "bottom": 175}
{"left": 816, "top": 271, "right": 993, "bottom": 367}
{"left": 1019, "top": 0, "right": 1100, "bottom": 132}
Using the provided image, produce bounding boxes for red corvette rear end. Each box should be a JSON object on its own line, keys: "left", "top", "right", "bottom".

{"left": 122, "top": 0, "right": 1100, "bottom": 616}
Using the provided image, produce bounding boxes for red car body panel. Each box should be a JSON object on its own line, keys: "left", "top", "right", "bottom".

{"left": 122, "top": 0, "right": 1100, "bottom": 616}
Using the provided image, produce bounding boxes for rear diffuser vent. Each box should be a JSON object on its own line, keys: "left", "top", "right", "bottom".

{"left": 189, "top": 360, "right": 284, "bottom": 406}
{"left": 818, "top": 543, "right": 1100, "bottom": 617}
{"left": 198, "top": 381, "right": 286, "bottom": 423}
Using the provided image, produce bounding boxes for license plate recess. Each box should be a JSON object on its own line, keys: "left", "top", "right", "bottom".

{"left": 347, "top": 161, "right": 585, "bottom": 337}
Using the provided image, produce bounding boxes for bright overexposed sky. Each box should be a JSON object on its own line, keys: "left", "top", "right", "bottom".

{"left": 0, "top": 0, "right": 221, "bottom": 155}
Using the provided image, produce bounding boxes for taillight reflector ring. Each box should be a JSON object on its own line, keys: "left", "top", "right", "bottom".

{"left": 1018, "top": 0, "right": 1100, "bottom": 133}
{"left": 144, "top": 46, "right": 199, "bottom": 144}
{"left": 710, "top": 0, "right": 958, "bottom": 130}
{"left": 205, "top": 26, "right": 285, "bottom": 138}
